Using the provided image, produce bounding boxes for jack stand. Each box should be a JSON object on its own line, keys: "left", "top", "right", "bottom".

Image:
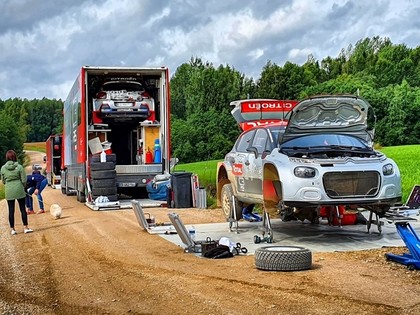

{"left": 228, "top": 195, "right": 240, "bottom": 234}
{"left": 385, "top": 221, "right": 420, "bottom": 270}
{"left": 367, "top": 210, "right": 383, "bottom": 234}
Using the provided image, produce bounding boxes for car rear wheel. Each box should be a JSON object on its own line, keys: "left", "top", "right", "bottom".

{"left": 221, "top": 184, "right": 243, "bottom": 221}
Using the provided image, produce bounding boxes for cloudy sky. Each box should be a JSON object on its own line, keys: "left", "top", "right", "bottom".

{"left": 0, "top": 0, "right": 419, "bottom": 100}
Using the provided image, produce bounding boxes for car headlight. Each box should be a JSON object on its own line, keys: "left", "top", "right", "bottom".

{"left": 294, "top": 166, "right": 316, "bottom": 178}
{"left": 382, "top": 163, "right": 394, "bottom": 175}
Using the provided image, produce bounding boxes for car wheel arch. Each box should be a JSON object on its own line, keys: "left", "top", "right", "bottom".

{"left": 262, "top": 163, "right": 283, "bottom": 214}
{"left": 216, "top": 162, "right": 230, "bottom": 207}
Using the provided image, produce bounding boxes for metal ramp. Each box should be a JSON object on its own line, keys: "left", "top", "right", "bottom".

{"left": 168, "top": 212, "right": 201, "bottom": 253}
{"left": 131, "top": 200, "right": 175, "bottom": 234}
{"left": 385, "top": 221, "right": 420, "bottom": 270}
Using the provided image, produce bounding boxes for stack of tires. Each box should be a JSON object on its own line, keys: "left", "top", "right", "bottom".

{"left": 90, "top": 153, "right": 118, "bottom": 202}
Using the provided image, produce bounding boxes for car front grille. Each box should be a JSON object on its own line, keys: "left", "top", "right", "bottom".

{"left": 323, "top": 171, "right": 380, "bottom": 198}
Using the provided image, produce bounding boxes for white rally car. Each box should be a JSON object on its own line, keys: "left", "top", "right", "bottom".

{"left": 216, "top": 95, "right": 402, "bottom": 222}
{"left": 93, "top": 79, "right": 155, "bottom": 123}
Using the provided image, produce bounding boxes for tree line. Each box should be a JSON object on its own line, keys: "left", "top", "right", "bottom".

{"left": 1, "top": 36, "right": 419, "bottom": 165}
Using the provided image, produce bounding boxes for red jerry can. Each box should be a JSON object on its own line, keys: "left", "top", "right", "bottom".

{"left": 145, "top": 148, "right": 153, "bottom": 164}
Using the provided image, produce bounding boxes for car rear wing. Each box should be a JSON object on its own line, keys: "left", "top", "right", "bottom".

{"left": 230, "top": 99, "right": 298, "bottom": 131}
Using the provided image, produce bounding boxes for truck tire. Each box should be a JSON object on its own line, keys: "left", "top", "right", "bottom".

{"left": 255, "top": 246, "right": 312, "bottom": 271}
{"left": 91, "top": 153, "right": 117, "bottom": 163}
{"left": 91, "top": 170, "right": 116, "bottom": 180}
{"left": 91, "top": 187, "right": 118, "bottom": 196}
{"left": 221, "top": 184, "right": 243, "bottom": 220}
{"left": 92, "top": 194, "right": 118, "bottom": 202}
{"left": 91, "top": 178, "right": 117, "bottom": 188}
{"left": 77, "top": 190, "right": 86, "bottom": 203}
{"left": 90, "top": 161, "right": 115, "bottom": 171}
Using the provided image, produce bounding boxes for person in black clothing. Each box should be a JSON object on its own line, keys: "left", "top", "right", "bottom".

{"left": 26, "top": 170, "right": 48, "bottom": 214}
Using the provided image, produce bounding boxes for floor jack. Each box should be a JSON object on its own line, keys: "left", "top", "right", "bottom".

{"left": 385, "top": 221, "right": 420, "bottom": 270}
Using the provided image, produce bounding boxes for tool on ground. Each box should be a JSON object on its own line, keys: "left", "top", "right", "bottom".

{"left": 232, "top": 242, "right": 248, "bottom": 254}
{"left": 253, "top": 231, "right": 273, "bottom": 244}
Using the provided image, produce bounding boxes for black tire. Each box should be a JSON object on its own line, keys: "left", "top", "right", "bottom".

{"left": 91, "top": 170, "right": 116, "bottom": 180}
{"left": 90, "top": 161, "right": 115, "bottom": 171}
{"left": 221, "top": 183, "right": 243, "bottom": 220}
{"left": 91, "top": 178, "right": 117, "bottom": 188}
{"left": 91, "top": 187, "right": 117, "bottom": 196}
{"left": 255, "top": 246, "right": 312, "bottom": 271}
{"left": 91, "top": 153, "right": 117, "bottom": 163}
{"left": 65, "top": 185, "right": 76, "bottom": 196}
{"left": 77, "top": 190, "right": 86, "bottom": 203}
{"left": 92, "top": 194, "right": 118, "bottom": 202}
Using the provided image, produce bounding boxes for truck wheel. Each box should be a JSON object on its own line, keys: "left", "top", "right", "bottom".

{"left": 91, "top": 178, "right": 117, "bottom": 188}
{"left": 255, "top": 246, "right": 312, "bottom": 271}
{"left": 221, "top": 184, "right": 243, "bottom": 221}
{"left": 91, "top": 153, "right": 117, "bottom": 163}
{"left": 77, "top": 190, "right": 86, "bottom": 203}
{"left": 91, "top": 170, "right": 116, "bottom": 180}
{"left": 90, "top": 161, "right": 115, "bottom": 171}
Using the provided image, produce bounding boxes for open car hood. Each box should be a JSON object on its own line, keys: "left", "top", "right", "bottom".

{"left": 282, "top": 95, "right": 375, "bottom": 145}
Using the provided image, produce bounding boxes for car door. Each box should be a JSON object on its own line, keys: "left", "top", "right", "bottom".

{"left": 242, "top": 128, "right": 271, "bottom": 197}
{"left": 230, "top": 129, "right": 256, "bottom": 197}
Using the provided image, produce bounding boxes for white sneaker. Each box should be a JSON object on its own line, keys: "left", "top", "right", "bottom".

{"left": 24, "top": 228, "right": 33, "bottom": 234}
{"left": 11, "top": 230, "right": 17, "bottom": 235}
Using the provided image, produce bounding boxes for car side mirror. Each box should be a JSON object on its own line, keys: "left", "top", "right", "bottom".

{"left": 246, "top": 146, "right": 259, "bottom": 159}
{"left": 261, "top": 150, "right": 271, "bottom": 159}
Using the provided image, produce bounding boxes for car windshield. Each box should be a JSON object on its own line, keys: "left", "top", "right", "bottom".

{"left": 102, "top": 81, "right": 144, "bottom": 92}
{"left": 281, "top": 134, "right": 369, "bottom": 149}
{"left": 267, "top": 126, "right": 286, "bottom": 144}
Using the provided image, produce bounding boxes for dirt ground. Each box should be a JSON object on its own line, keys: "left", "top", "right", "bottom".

{"left": 1, "top": 151, "right": 420, "bottom": 315}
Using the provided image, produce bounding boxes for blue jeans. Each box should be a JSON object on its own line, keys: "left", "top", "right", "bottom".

{"left": 26, "top": 178, "right": 48, "bottom": 211}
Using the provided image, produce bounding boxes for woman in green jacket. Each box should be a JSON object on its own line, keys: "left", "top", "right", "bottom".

{"left": 1, "top": 150, "right": 33, "bottom": 235}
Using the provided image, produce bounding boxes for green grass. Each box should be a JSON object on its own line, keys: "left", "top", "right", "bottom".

{"left": 24, "top": 142, "right": 46, "bottom": 153}
{"left": 378, "top": 145, "right": 420, "bottom": 202}
{"left": 173, "top": 160, "right": 220, "bottom": 208}
{"left": 173, "top": 159, "right": 220, "bottom": 188}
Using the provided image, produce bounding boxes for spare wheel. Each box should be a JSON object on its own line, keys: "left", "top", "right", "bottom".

{"left": 255, "top": 246, "right": 312, "bottom": 271}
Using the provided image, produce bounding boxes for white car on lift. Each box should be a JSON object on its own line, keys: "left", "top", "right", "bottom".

{"left": 216, "top": 95, "right": 402, "bottom": 222}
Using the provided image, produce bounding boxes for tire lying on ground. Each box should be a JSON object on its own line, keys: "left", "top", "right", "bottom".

{"left": 255, "top": 246, "right": 312, "bottom": 271}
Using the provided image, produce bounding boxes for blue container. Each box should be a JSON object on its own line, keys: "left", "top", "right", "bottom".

{"left": 154, "top": 139, "right": 161, "bottom": 163}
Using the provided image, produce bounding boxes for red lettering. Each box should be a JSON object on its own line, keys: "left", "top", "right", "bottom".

{"left": 241, "top": 100, "right": 298, "bottom": 113}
